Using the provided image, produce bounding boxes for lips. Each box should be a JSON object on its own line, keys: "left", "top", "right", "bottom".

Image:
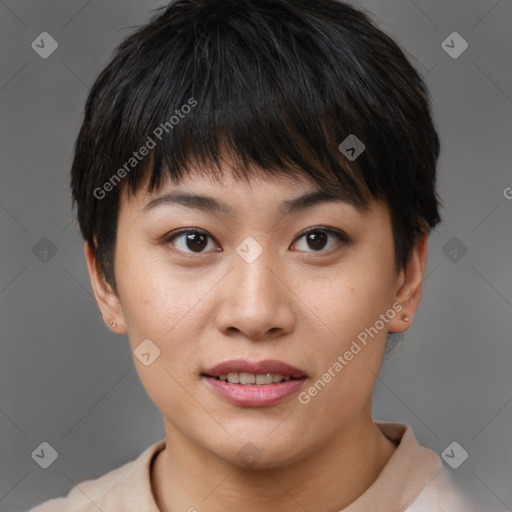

{"left": 203, "top": 359, "right": 307, "bottom": 379}
{"left": 202, "top": 359, "right": 308, "bottom": 407}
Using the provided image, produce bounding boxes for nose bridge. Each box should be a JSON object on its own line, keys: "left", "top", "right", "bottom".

{"left": 233, "top": 236, "right": 277, "bottom": 306}
{"left": 215, "top": 236, "right": 294, "bottom": 339}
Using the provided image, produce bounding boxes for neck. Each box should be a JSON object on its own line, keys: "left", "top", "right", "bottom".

{"left": 151, "top": 411, "right": 397, "bottom": 512}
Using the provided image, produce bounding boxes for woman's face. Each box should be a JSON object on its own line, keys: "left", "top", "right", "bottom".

{"left": 87, "top": 165, "right": 424, "bottom": 468}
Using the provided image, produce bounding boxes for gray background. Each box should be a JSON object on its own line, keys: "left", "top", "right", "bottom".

{"left": 1, "top": 0, "right": 511, "bottom": 510}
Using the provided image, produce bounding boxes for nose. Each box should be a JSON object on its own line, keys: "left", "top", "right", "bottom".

{"left": 214, "top": 244, "right": 295, "bottom": 341}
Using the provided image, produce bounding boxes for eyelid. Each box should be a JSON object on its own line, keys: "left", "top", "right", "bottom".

{"left": 163, "top": 227, "right": 220, "bottom": 253}
{"left": 294, "top": 226, "right": 351, "bottom": 245}
{"left": 165, "top": 227, "right": 210, "bottom": 240}
{"left": 290, "top": 226, "right": 351, "bottom": 253}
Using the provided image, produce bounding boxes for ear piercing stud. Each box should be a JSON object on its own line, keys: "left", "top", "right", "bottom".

{"left": 109, "top": 320, "right": 118, "bottom": 328}
{"left": 401, "top": 314, "right": 409, "bottom": 322}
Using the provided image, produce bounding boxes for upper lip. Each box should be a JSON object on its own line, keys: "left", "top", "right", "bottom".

{"left": 203, "top": 359, "right": 307, "bottom": 378}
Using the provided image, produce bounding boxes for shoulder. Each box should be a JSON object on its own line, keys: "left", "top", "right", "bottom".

{"left": 27, "top": 464, "right": 126, "bottom": 512}
{"left": 405, "top": 465, "right": 486, "bottom": 512}
{"left": 27, "top": 440, "right": 165, "bottom": 512}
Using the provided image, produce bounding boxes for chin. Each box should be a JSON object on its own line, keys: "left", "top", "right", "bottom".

{"left": 209, "top": 428, "right": 316, "bottom": 470}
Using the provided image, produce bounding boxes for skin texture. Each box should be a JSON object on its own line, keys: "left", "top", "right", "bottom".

{"left": 85, "top": 163, "right": 428, "bottom": 512}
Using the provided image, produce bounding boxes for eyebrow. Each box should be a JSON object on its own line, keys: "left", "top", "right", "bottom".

{"left": 143, "top": 189, "right": 360, "bottom": 216}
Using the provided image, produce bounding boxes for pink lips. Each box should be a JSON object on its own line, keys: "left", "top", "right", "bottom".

{"left": 202, "top": 359, "right": 307, "bottom": 407}
{"left": 204, "top": 359, "right": 307, "bottom": 378}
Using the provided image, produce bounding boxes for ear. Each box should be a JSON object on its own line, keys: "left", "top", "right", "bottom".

{"left": 84, "top": 241, "right": 126, "bottom": 334}
{"left": 388, "top": 229, "right": 429, "bottom": 333}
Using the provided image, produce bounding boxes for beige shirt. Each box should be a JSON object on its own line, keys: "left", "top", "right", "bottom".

{"left": 28, "top": 422, "right": 483, "bottom": 512}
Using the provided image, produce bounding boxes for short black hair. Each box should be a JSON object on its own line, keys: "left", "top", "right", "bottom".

{"left": 71, "top": 0, "right": 441, "bottom": 296}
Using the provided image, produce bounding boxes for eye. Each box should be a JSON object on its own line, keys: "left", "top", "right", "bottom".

{"left": 163, "top": 226, "right": 349, "bottom": 256}
{"left": 165, "top": 228, "right": 220, "bottom": 254}
{"left": 292, "top": 227, "right": 349, "bottom": 253}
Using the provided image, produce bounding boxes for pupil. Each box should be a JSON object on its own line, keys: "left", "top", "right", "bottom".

{"left": 308, "top": 231, "right": 327, "bottom": 250}
{"left": 186, "top": 233, "right": 207, "bottom": 252}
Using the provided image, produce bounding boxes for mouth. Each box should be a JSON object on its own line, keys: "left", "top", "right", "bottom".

{"left": 210, "top": 373, "right": 297, "bottom": 384}
{"left": 201, "top": 359, "right": 308, "bottom": 407}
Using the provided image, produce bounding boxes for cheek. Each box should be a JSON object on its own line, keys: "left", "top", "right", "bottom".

{"left": 300, "top": 249, "right": 397, "bottom": 395}
{"left": 296, "top": 278, "right": 390, "bottom": 428}
{"left": 115, "top": 252, "right": 208, "bottom": 418}
{"left": 116, "top": 243, "right": 176, "bottom": 314}
{"left": 306, "top": 258, "right": 395, "bottom": 341}
{"left": 115, "top": 247, "right": 217, "bottom": 367}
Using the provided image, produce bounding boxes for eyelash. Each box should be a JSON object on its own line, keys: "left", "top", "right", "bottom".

{"left": 162, "top": 226, "right": 350, "bottom": 256}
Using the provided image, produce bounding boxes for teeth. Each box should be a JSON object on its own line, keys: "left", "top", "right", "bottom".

{"left": 217, "top": 373, "right": 292, "bottom": 385}
{"left": 255, "top": 373, "right": 274, "bottom": 385}
{"left": 227, "top": 373, "right": 239, "bottom": 384}
{"left": 239, "top": 372, "right": 256, "bottom": 384}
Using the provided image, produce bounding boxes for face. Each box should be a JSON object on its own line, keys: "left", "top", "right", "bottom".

{"left": 86, "top": 164, "right": 427, "bottom": 469}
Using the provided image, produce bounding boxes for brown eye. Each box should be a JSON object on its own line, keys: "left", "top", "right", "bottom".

{"left": 166, "top": 229, "right": 219, "bottom": 254}
{"left": 183, "top": 232, "right": 208, "bottom": 252}
{"left": 292, "top": 227, "right": 349, "bottom": 253}
{"left": 305, "top": 231, "right": 328, "bottom": 251}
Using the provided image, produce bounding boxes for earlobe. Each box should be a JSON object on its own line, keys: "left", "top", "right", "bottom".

{"left": 388, "top": 231, "right": 429, "bottom": 333}
{"left": 84, "top": 241, "right": 126, "bottom": 334}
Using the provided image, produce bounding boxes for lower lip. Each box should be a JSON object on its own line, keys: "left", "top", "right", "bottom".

{"left": 203, "top": 376, "right": 307, "bottom": 407}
